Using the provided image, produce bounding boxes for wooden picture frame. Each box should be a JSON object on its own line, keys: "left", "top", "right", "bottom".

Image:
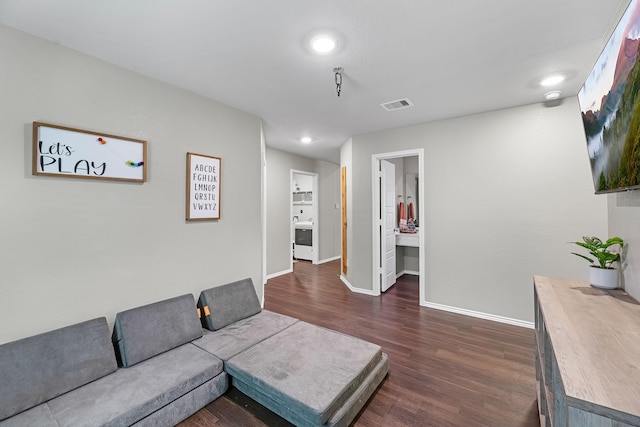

{"left": 186, "top": 152, "right": 221, "bottom": 221}
{"left": 32, "top": 122, "right": 147, "bottom": 182}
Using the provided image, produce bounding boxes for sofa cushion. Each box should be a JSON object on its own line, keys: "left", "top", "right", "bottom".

{"left": 132, "top": 373, "right": 228, "bottom": 427}
{"left": 198, "top": 278, "right": 262, "bottom": 330}
{"left": 0, "top": 317, "right": 117, "bottom": 421}
{"left": 226, "top": 321, "right": 384, "bottom": 426}
{"left": 0, "top": 404, "right": 58, "bottom": 427}
{"left": 233, "top": 353, "right": 388, "bottom": 427}
{"left": 193, "top": 310, "right": 298, "bottom": 361}
{"left": 47, "top": 343, "right": 225, "bottom": 427}
{"left": 113, "top": 294, "right": 202, "bottom": 367}
{"left": 323, "top": 354, "right": 388, "bottom": 427}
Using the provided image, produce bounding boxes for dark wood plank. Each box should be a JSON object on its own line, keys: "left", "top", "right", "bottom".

{"left": 180, "top": 260, "right": 539, "bottom": 427}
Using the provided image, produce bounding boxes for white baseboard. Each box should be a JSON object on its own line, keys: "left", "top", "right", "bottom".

{"left": 421, "top": 301, "right": 534, "bottom": 329}
{"left": 318, "top": 255, "right": 341, "bottom": 264}
{"left": 339, "top": 274, "right": 352, "bottom": 289}
{"left": 265, "top": 268, "right": 292, "bottom": 281}
{"left": 340, "top": 275, "right": 380, "bottom": 296}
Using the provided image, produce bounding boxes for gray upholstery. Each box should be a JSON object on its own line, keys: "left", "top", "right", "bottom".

{"left": 198, "top": 278, "right": 262, "bottom": 330}
{"left": 226, "top": 321, "right": 385, "bottom": 426}
{"left": 233, "top": 353, "right": 388, "bottom": 427}
{"left": 113, "top": 294, "right": 203, "bottom": 367}
{"left": 47, "top": 343, "right": 224, "bottom": 426}
{"left": 0, "top": 404, "right": 58, "bottom": 427}
{"left": 0, "top": 279, "right": 388, "bottom": 426}
{"left": 0, "top": 317, "right": 117, "bottom": 421}
{"left": 193, "top": 310, "right": 298, "bottom": 361}
{"left": 324, "top": 353, "right": 388, "bottom": 427}
{"left": 133, "top": 373, "right": 228, "bottom": 427}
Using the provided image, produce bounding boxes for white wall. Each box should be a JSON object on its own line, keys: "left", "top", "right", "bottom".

{"left": 293, "top": 173, "right": 313, "bottom": 192}
{"left": 0, "top": 25, "right": 263, "bottom": 343}
{"left": 608, "top": 192, "right": 640, "bottom": 299}
{"left": 341, "top": 99, "right": 607, "bottom": 322}
{"left": 291, "top": 204, "right": 314, "bottom": 222}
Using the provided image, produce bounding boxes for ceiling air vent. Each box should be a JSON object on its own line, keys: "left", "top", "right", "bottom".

{"left": 380, "top": 98, "right": 413, "bottom": 111}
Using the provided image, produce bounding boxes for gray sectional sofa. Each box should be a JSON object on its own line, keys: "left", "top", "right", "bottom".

{"left": 0, "top": 294, "right": 228, "bottom": 427}
{"left": 0, "top": 279, "right": 388, "bottom": 427}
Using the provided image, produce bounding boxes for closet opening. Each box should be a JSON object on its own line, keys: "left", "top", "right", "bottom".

{"left": 290, "top": 170, "right": 319, "bottom": 270}
{"left": 371, "top": 149, "right": 425, "bottom": 304}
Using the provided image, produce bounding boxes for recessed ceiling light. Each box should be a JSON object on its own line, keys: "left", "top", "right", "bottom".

{"left": 300, "top": 136, "right": 312, "bottom": 144}
{"left": 544, "top": 90, "right": 562, "bottom": 101}
{"left": 311, "top": 35, "right": 336, "bottom": 53}
{"left": 540, "top": 75, "right": 565, "bottom": 86}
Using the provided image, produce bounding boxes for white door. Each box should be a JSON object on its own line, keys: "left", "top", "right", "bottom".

{"left": 380, "top": 160, "right": 396, "bottom": 292}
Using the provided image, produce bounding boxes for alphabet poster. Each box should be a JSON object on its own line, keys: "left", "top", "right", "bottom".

{"left": 32, "top": 122, "right": 147, "bottom": 182}
{"left": 186, "top": 152, "right": 221, "bottom": 220}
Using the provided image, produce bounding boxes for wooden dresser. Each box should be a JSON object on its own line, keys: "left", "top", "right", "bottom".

{"left": 534, "top": 275, "right": 640, "bottom": 426}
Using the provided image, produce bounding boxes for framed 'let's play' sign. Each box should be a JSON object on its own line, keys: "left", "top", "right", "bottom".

{"left": 32, "top": 122, "right": 147, "bottom": 182}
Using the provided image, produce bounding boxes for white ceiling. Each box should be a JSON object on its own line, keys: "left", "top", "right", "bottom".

{"left": 0, "top": 0, "right": 631, "bottom": 163}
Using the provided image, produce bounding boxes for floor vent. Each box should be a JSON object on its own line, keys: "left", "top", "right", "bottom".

{"left": 380, "top": 98, "right": 413, "bottom": 111}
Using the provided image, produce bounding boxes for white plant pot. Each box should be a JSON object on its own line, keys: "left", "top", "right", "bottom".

{"left": 589, "top": 267, "right": 619, "bottom": 289}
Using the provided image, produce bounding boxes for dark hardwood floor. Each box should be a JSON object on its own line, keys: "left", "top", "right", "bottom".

{"left": 179, "top": 260, "right": 539, "bottom": 427}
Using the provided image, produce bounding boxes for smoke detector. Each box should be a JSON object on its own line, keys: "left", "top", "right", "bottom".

{"left": 380, "top": 98, "right": 413, "bottom": 111}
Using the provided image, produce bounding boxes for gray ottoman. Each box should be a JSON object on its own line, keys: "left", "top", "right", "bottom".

{"left": 226, "top": 321, "right": 389, "bottom": 427}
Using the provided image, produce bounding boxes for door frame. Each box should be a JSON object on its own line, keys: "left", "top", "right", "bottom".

{"left": 371, "top": 149, "right": 425, "bottom": 302}
{"left": 290, "top": 169, "right": 319, "bottom": 268}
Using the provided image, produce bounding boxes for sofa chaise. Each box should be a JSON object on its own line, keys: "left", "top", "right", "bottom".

{"left": 195, "top": 278, "right": 389, "bottom": 427}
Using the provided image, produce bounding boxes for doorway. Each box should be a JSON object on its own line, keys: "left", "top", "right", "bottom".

{"left": 371, "top": 149, "right": 425, "bottom": 303}
{"left": 290, "top": 170, "right": 319, "bottom": 269}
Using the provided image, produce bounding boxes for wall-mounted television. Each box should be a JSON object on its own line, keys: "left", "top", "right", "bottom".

{"left": 578, "top": 0, "right": 640, "bottom": 194}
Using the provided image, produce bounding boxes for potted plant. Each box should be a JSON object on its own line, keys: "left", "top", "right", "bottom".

{"left": 570, "top": 236, "right": 624, "bottom": 289}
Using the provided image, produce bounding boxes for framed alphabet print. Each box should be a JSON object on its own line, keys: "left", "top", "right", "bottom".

{"left": 32, "top": 122, "right": 147, "bottom": 182}
{"left": 186, "top": 152, "right": 221, "bottom": 221}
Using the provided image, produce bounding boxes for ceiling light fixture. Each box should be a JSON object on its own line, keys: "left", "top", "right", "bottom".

{"left": 300, "top": 136, "right": 312, "bottom": 144}
{"left": 311, "top": 35, "right": 336, "bottom": 53}
{"left": 544, "top": 90, "right": 562, "bottom": 101}
{"left": 540, "top": 75, "right": 565, "bottom": 86}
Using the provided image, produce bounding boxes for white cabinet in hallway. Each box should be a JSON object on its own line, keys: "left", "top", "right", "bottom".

{"left": 396, "top": 231, "right": 419, "bottom": 247}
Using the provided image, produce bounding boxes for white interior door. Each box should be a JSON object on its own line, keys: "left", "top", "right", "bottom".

{"left": 380, "top": 160, "right": 396, "bottom": 292}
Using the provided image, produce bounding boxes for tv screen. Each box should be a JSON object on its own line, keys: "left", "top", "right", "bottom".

{"left": 578, "top": 0, "right": 640, "bottom": 194}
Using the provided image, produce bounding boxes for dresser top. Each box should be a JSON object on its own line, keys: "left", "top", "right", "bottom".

{"left": 534, "top": 275, "right": 640, "bottom": 418}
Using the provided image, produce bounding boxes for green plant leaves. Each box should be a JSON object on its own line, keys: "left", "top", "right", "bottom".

{"left": 605, "top": 237, "right": 624, "bottom": 246}
{"left": 569, "top": 236, "right": 624, "bottom": 269}
{"left": 583, "top": 236, "right": 602, "bottom": 247}
{"left": 570, "top": 252, "right": 594, "bottom": 264}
